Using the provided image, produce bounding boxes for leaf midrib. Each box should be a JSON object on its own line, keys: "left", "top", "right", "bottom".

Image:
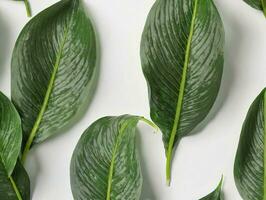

{"left": 21, "top": 22, "right": 71, "bottom": 163}
{"left": 9, "top": 176, "right": 23, "bottom": 200}
{"left": 166, "top": 0, "right": 199, "bottom": 184}
{"left": 106, "top": 122, "right": 128, "bottom": 200}
{"left": 0, "top": 155, "right": 22, "bottom": 200}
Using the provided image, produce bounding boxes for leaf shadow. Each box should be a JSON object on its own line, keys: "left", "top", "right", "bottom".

{"left": 136, "top": 130, "right": 158, "bottom": 200}
{"left": 188, "top": 6, "right": 244, "bottom": 136}
{"left": 0, "top": 11, "right": 11, "bottom": 80}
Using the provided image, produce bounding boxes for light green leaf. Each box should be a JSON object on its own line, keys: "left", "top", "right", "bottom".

{"left": 0, "top": 92, "right": 22, "bottom": 176}
{"left": 140, "top": 0, "right": 224, "bottom": 184}
{"left": 234, "top": 89, "right": 266, "bottom": 200}
{"left": 11, "top": 0, "right": 99, "bottom": 162}
{"left": 70, "top": 115, "right": 155, "bottom": 200}
{"left": 199, "top": 177, "right": 223, "bottom": 200}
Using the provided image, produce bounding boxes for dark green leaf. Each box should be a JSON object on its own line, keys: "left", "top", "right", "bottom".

{"left": 199, "top": 177, "right": 223, "bottom": 200}
{"left": 0, "top": 161, "right": 30, "bottom": 200}
{"left": 11, "top": 0, "right": 98, "bottom": 161}
{"left": 140, "top": 0, "right": 224, "bottom": 184}
{"left": 243, "top": 0, "right": 266, "bottom": 16}
{"left": 244, "top": 0, "right": 263, "bottom": 10}
{"left": 70, "top": 115, "right": 155, "bottom": 200}
{"left": 0, "top": 91, "right": 22, "bottom": 176}
{"left": 234, "top": 89, "right": 266, "bottom": 200}
{"left": 0, "top": 92, "right": 30, "bottom": 199}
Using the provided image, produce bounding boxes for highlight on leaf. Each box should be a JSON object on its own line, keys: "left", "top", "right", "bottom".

{"left": 140, "top": 0, "right": 225, "bottom": 185}
{"left": 70, "top": 115, "right": 156, "bottom": 200}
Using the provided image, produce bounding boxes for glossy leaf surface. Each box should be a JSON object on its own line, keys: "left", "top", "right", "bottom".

{"left": 234, "top": 89, "right": 266, "bottom": 200}
{"left": 199, "top": 178, "right": 223, "bottom": 200}
{"left": 11, "top": 0, "right": 98, "bottom": 160}
{"left": 0, "top": 92, "right": 22, "bottom": 176}
{"left": 141, "top": 0, "right": 224, "bottom": 183}
{"left": 70, "top": 115, "right": 153, "bottom": 200}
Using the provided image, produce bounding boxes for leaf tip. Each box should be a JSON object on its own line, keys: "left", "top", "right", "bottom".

{"left": 218, "top": 175, "right": 224, "bottom": 188}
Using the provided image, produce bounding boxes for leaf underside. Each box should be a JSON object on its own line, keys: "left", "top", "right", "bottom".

{"left": 234, "top": 89, "right": 266, "bottom": 200}
{"left": 11, "top": 0, "right": 98, "bottom": 149}
{"left": 141, "top": 0, "right": 224, "bottom": 182}
{"left": 70, "top": 115, "right": 143, "bottom": 200}
{"left": 199, "top": 178, "right": 223, "bottom": 200}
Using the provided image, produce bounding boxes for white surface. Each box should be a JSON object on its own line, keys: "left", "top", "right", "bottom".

{"left": 0, "top": 0, "right": 266, "bottom": 199}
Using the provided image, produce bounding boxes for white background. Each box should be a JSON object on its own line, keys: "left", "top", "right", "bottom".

{"left": 0, "top": 0, "right": 266, "bottom": 199}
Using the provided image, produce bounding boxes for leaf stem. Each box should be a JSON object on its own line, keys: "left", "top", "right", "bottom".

{"left": 9, "top": 176, "right": 23, "bottom": 200}
{"left": 23, "top": 0, "right": 32, "bottom": 17}
{"left": 139, "top": 117, "right": 159, "bottom": 132}
{"left": 166, "top": 0, "right": 199, "bottom": 186}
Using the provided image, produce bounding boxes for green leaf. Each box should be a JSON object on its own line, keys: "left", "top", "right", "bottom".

{"left": 243, "top": 0, "right": 266, "bottom": 16}
{"left": 199, "top": 177, "right": 223, "bottom": 200}
{"left": 70, "top": 115, "right": 155, "bottom": 200}
{"left": 11, "top": 0, "right": 98, "bottom": 162}
{"left": 0, "top": 92, "right": 30, "bottom": 199}
{"left": 0, "top": 92, "right": 22, "bottom": 176}
{"left": 234, "top": 89, "right": 266, "bottom": 200}
{"left": 244, "top": 0, "right": 263, "bottom": 10}
{"left": 0, "top": 161, "right": 30, "bottom": 200}
{"left": 244, "top": 0, "right": 262, "bottom": 10}
{"left": 140, "top": 0, "right": 224, "bottom": 184}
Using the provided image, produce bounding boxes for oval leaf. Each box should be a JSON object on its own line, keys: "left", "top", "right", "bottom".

{"left": 70, "top": 115, "right": 153, "bottom": 200}
{"left": 0, "top": 161, "right": 30, "bottom": 200}
{"left": 234, "top": 89, "right": 266, "bottom": 200}
{"left": 140, "top": 0, "right": 224, "bottom": 183}
{"left": 11, "top": 0, "right": 98, "bottom": 161}
{"left": 0, "top": 92, "right": 22, "bottom": 176}
{"left": 199, "top": 177, "right": 223, "bottom": 200}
